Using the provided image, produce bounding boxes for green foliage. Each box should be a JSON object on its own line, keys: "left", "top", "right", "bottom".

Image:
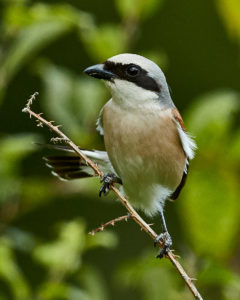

{"left": 217, "top": 0, "right": 240, "bottom": 44}
{"left": 115, "top": 0, "right": 164, "bottom": 20}
{"left": 180, "top": 91, "right": 240, "bottom": 259}
{"left": 0, "top": 238, "right": 30, "bottom": 300}
{"left": 33, "top": 219, "right": 117, "bottom": 274}
{"left": 117, "top": 252, "right": 192, "bottom": 300}
{"left": 0, "top": 134, "right": 39, "bottom": 204}
{"left": 37, "top": 62, "right": 107, "bottom": 143}
{"left": 0, "top": 1, "right": 240, "bottom": 299}
{"left": 0, "top": 2, "right": 94, "bottom": 101}
{"left": 81, "top": 25, "right": 128, "bottom": 61}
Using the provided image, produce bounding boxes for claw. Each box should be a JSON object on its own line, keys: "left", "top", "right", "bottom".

{"left": 154, "top": 232, "right": 172, "bottom": 259}
{"left": 99, "top": 173, "right": 121, "bottom": 197}
{"left": 99, "top": 183, "right": 109, "bottom": 197}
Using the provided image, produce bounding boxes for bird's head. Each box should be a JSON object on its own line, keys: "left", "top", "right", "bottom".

{"left": 84, "top": 53, "right": 173, "bottom": 109}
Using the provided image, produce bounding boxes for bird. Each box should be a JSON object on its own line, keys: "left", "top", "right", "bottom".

{"left": 44, "top": 53, "right": 196, "bottom": 258}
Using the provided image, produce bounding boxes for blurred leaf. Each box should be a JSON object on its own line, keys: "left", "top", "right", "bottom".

{"left": 78, "top": 265, "right": 110, "bottom": 300}
{"left": 198, "top": 259, "right": 233, "bottom": 286}
{"left": 0, "top": 238, "right": 30, "bottom": 300}
{"left": 115, "top": 0, "right": 164, "bottom": 20}
{"left": 223, "top": 274, "right": 240, "bottom": 300}
{"left": 0, "top": 21, "right": 72, "bottom": 89}
{"left": 33, "top": 219, "right": 117, "bottom": 277}
{"left": 86, "top": 230, "right": 118, "bottom": 250}
{"left": 0, "top": 3, "right": 94, "bottom": 93}
{"left": 140, "top": 50, "right": 168, "bottom": 71}
{"left": 37, "top": 281, "right": 90, "bottom": 300}
{"left": 21, "top": 178, "right": 58, "bottom": 208}
{"left": 38, "top": 62, "right": 106, "bottom": 144}
{"left": 73, "top": 78, "right": 107, "bottom": 127}
{"left": 217, "top": 0, "right": 240, "bottom": 43}
{"left": 37, "top": 62, "right": 78, "bottom": 137}
{"left": 180, "top": 168, "right": 240, "bottom": 258}
{"left": 186, "top": 90, "right": 239, "bottom": 148}
{"left": 180, "top": 91, "right": 240, "bottom": 259}
{"left": 81, "top": 25, "right": 127, "bottom": 61}
{"left": 0, "top": 134, "right": 38, "bottom": 172}
{"left": 33, "top": 219, "right": 86, "bottom": 275}
{"left": 33, "top": 220, "right": 114, "bottom": 300}
{"left": 116, "top": 252, "right": 192, "bottom": 300}
{"left": 198, "top": 259, "right": 240, "bottom": 300}
{"left": 229, "top": 129, "right": 240, "bottom": 161}
{"left": 0, "top": 134, "right": 39, "bottom": 204}
{"left": 3, "top": 3, "right": 93, "bottom": 32}
{"left": 4, "top": 227, "right": 35, "bottom": 252}
{"left": 37, "top": 266, "right": 109, "bottom": 300}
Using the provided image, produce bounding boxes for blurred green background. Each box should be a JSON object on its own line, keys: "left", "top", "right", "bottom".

{"left": 0, "top": 0, "right": 240, "bottom": 299}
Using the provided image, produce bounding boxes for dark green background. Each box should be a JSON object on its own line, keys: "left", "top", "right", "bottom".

{"left": 0, "top": 0, "right": 240, "bottom": 299}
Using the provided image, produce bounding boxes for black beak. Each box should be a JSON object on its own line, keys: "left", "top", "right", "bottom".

{"left": 83, "top": 64, "right": 115, "bottom": 81}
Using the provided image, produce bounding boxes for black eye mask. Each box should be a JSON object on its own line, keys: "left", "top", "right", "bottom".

{"left": 104, "top": 61, "right": 161, "bottom": 93}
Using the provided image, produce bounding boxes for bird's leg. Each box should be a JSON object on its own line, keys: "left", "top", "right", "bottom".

{"left": 99, "top": 173, "right": 122, "bottom": 197}
{"left": 154, "top": 209, "right": 172, "bottom": 258}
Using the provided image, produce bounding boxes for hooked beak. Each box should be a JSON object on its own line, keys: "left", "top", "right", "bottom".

{"left": 83, "top": 64, "right": 115, "bottom": 81}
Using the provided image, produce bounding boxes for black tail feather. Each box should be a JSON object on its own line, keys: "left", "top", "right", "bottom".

{"left": 43, "top": 155, "right": 92, "bottom": 180}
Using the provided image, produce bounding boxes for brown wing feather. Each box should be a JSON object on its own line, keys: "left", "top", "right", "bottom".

{"left": 172, "top": 108, "right": 186, "bottom": 131}
{"left": 170, "top": 108, "right": 188, "bottom": 200}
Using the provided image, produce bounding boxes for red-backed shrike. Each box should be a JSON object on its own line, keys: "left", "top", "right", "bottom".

{"left": 44, "top": 54, "right": 196, "bottom": 257}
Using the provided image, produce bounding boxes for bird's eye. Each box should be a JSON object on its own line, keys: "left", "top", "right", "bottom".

{"left": 126, "top": 65, "right": 140, "bottom": 77}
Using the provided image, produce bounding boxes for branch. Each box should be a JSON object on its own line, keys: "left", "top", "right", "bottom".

{"left": 89, "top": 214, "right": 131, "bottom": 235}
{"left": 22, "top": 93, "right": 203, "bottom": 300}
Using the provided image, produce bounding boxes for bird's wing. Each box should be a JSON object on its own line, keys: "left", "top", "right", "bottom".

{"left": 172, "top": 108, "right": 196, "bottom": 160}
{"left": 42, "top": 144, "right": 114, "bottom": 181}
{"left": 96, "top": 108, "right": 104, "bottom": 136}
{"left": 170, "top": 108, "right": 197, "bottom": 200}
{"left": 172, "top": 108, "right": 186, "bottom": 130}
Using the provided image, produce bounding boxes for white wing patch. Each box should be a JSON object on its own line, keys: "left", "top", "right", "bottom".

{"left": 96, "top": 108, "right": 104, "bottom": 135}
{"left": 176, "top": 123, "right": 197, "bottom": 160}
{"left": 82, "top": 150, "right": 114, "bottom": 174}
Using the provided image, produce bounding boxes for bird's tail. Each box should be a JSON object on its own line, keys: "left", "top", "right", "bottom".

{"left": 42, "top": 144, "right": 114, "bottom": 181}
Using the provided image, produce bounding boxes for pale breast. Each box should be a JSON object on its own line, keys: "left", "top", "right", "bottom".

{"left": 103, "top": 100, "right": 186, "bottom": 193}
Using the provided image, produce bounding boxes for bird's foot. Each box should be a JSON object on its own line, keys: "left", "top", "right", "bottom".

{"left": 154, "top": 232, "right": 172, "bottom": 259}
{"left": 99, "top": 173, "right": 122, "bottom": 197}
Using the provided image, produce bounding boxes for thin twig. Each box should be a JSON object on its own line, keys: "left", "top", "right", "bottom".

{"left": 89, "top": 214, "right": 131, "bottom": 235}
{"left": 22, "top": 93, "right": 203, "bottom": 300}
{"left": 22, "top": 93, "right": 101, "bottom": 177}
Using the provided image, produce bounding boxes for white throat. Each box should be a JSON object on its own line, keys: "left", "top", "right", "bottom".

{"left": 105, "top": 79, "right": 159, "bottom": 110}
